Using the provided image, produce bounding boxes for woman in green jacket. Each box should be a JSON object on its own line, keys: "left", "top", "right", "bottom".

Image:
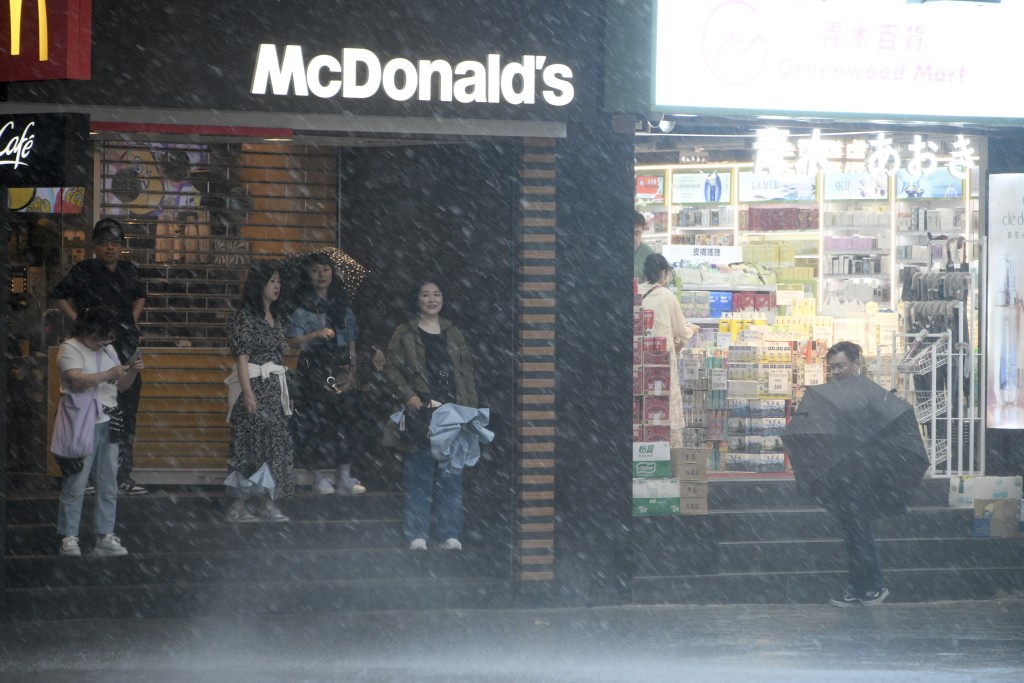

{"left": 384, "top": 279, "right": 478, "bottom": 550}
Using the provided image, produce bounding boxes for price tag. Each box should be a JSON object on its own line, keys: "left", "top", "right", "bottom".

{"left": 715, "top": 332, "right": 732, "bottom": 348}
{"left": 767, "top": 368, "right": 790, "bottom": 395}
{"left": 711, "top": 368, "right": 728, "bottom": 391}
{"left": 812, "top": 324, "right": 832, "bottom": 342}
{"left": 682, "top": 363, "right": 699, "bottom": 382}
{"left": 804, "top": 364, "right": 825, "bottom": 386}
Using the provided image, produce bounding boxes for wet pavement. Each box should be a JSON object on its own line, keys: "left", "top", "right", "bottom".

{"left": 1, "top": 599, "right": 1022, "bottom": 682}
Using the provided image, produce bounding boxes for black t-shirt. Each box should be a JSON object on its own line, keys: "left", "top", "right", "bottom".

{"left": 419, "top": 328, "right": 455, "bottom": 404}
{"left": 52, "top": 259, "right": 146, "bottom": 354}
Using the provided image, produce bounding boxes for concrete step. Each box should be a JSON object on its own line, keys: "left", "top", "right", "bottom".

{"left": 7, "top": 546, "right": 508, "bottom": 589}
{"left": 5, "top": 576, "right": 515, "bottom": 620}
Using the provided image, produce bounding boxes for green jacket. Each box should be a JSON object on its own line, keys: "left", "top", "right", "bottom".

{"left": 382, "top": 316, "right": 478, "bottom": 451}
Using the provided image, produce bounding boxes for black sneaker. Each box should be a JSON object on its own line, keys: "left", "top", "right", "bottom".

{"left": 117, "top": 479, "right": 148, "bottom": 496}
{"left": 861, "top": 588, "right": 890, "bottom": 606}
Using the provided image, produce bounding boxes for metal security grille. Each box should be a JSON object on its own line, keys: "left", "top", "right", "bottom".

{"left": 97, "top": 139, "right": 337, "bottom": 347}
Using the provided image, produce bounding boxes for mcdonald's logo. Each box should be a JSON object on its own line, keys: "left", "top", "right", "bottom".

{"left": 1, "top": 0, "right": 90, "bottom": 82}
{"left": 9, "top": 0, "right": 49, "bottom": 62}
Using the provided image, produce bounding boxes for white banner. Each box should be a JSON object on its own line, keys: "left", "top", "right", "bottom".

{"left": 655, "top": 0, "right": 1024, "bottom": 121}
{"left": 987, "top": 174, "right": 1024, "bottom": 429}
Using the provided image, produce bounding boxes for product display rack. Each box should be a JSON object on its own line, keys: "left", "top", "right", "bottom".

{"left": 635, "top": 164, "right": 979, "bottom": 312}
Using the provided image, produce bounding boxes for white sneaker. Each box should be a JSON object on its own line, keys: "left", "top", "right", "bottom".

{"left": 59, "top": 536, "right": 81, "bottom": 557}
{"left": 94, "top": 533, "right": 128, "bottom": 557}
{"left": 409, "top": 538, "right": 428, "bottom": 550}
{"left": 337, "top": 476, "right": 366, "bottom": 495}
{"left": 439, "top": 538, "right": 462, "bottom": 551}
{"left": 312, "top": 475, "right": 335, "bottom": 495}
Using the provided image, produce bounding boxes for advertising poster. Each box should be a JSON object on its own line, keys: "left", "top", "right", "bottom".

{"left": 671, "top": 171, "right": 731, "bottom": 204}
{"left": 738, "top": 172, "right": 816, "bottom": 203}
{"left": 895, "top": 168, "right": 963, "bottom": 200}
{"left": 822, "top": 172, "right": 887, "bottom": 201}
{"left": 987, "top": 173, "right": 1024, "bottom": 429}
{"left": 635, "top": 174, "right": 665, "bottom": 204}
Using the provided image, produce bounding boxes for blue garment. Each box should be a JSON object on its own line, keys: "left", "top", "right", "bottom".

{"left": 287, "top": 296, "right": 357, "bottom": 347}
{"left": 429, "top": 403, "right": 493, "bottom": 474}
{"left": 57, "top": 421, "right": 119, "bottom": 537}
{"left": 403, "top": 444, "right": 463, "bottom": 543}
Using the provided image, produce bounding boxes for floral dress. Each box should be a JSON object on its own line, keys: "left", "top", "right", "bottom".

{"left": 227, "top": 308, "right": 295, "bottom": 499}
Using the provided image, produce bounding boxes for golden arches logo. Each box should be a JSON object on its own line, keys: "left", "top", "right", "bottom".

{"left": 8, "top": 0, "right": 48, "bottom": 62}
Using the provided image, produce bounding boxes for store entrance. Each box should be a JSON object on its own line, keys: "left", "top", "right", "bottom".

{"left": 337, "top": 140, "right": 518, "bottom": 562}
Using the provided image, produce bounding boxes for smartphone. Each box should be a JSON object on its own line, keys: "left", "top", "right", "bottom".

{"left": 128, "top": 349, "right": 142, "bottom": 364}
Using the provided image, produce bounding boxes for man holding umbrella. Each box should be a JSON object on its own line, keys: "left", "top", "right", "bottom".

{"left": 782, "top": 341, "right": 930, "bottom": 607}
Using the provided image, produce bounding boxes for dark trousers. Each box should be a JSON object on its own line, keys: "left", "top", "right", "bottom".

{"left": 834, "top": 505, "right": 885, "bottom": 595}
{"left": 116, "top": 369, "right": 142, "bottom": 485}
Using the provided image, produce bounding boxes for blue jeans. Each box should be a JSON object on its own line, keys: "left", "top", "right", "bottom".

{"left": 58, "top": 421, "right": 119, "bottom": 537}
{"left": 403, "top": 445, "right": 463, "bottom": 542}
{"left": 834, "top": 504, "right": 885, "bottom": 595}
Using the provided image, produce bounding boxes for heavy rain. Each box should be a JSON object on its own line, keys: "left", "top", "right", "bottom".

{"left": 2, "top": 1, "right": 1023, "bottom": 682}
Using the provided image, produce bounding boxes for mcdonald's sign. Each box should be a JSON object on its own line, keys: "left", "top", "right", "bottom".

{"left": 0, "top": 0, "right": 91, "bottom": 82}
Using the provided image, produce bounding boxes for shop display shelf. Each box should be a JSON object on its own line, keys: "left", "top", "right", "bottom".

{"left": 911, "top": 390, "right": 949, "bottom": 424}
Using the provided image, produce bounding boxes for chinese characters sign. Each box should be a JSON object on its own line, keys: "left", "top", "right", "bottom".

{"left": 654, "top": 0, "right": 1024, "bottom": 122}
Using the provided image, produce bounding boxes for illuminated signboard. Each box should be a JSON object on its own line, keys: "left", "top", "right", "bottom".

{"left": 0, "top": 0, "right": 92, "bottom": 82}
{"left": 653, "top": 0, "right": 1023, "bottom": 122}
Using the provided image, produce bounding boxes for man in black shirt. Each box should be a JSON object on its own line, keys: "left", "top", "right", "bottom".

{"left": 53, "top": 218, "right": 148, "bottom": 495}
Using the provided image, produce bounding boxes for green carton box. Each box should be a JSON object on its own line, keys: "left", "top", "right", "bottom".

{"left": 632, "top": 442, "right": 672, "bottom": 478}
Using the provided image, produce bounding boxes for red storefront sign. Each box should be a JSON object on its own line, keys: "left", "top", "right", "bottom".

{"left": 1, "top": 0, "right": 91, "bottom": 81}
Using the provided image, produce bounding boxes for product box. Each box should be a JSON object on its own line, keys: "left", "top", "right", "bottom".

{"left": 671, "top": 447, "right": 706, "bottom": 468}
{"left": 643, "top": 337, "right": 670, "bottom": 366}
{"left": 633, "top": 424, "right": 644, "bottom": 443}
{"left": 678, "top": 480, "right": 709, "bottom": 516}
{"left": 644, "top": 366, "right": 671, "bottom": 395}
{"left": 709, "top": 291, "right": 733, "bottom": 318}
{"left": 643, "top": 395, "right": 670, "bottom": 422}
{"left": 633, "top": 397, "right": 642, "bottom": 424}
{"left": 633, "top": 338, "right": 644, "bottom": 366}
{"left": 632, "top": 478, "right": 681, "bottom": 516}
{"left": 972, "top": 498, "right": 1022, "bottom": 538}
{"left": 632, "top": 441, "right": 672, "bottom": 478}
{"left": 643, "top": 424, "right": 670, "bottom": 442}
{"left": 949, "top": 476, "right": 1023, "bottom": 508}
{"left": 753, "top": 292, "right": 771, "bottom": 312}
{"left": 732, "top": 291, "right": 755, "bottom": 312}
{"left": 632, "top": 368, "right": 644, "bottom": 396}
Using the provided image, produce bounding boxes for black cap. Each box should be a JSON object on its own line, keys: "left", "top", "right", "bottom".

{"left": 92, "top": 218, "right": 124, "bottom": 243}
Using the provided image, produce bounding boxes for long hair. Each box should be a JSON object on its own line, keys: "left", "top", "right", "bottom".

{"left": 239, "top": 260, "right": 282, "bottom": 318}
{"left": 643, "top": 253, "right": 671, "bottom": 284}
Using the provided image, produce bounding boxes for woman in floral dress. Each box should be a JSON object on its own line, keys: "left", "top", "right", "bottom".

{"left": 224, "top": 261, "right": 295, "bottom": 522}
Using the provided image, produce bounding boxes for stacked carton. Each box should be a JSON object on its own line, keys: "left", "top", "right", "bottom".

{"left": 673, "top": 446, "right": 709, "bottom": 515}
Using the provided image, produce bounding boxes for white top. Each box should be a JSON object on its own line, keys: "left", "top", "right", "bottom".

{"left": 56, "top": 338, "right": 119, "bottom": 419}
{"left": 637, "top": 283, "right": 695, "bottom": 347}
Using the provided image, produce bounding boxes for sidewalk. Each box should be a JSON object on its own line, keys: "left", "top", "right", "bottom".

{"left": 1, "top": 599, "right": 1022, "bottom": 682}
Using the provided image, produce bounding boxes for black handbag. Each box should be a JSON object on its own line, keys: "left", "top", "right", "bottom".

{"left": 398, "top": 400, "right": 434, "bottom": 445}
{"left": 296, "top": 315, "right": 358, "bottom": 398}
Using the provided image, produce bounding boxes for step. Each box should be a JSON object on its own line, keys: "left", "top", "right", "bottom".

{"left": 708, "top": 478, "right": 952, "bottom": 510}
{"left": 7, "top": 517, "right": 406, "bottom": 556}
{"left": 631, "top": 566, "right": 1024, "bottom": 605}
{"left": 7, "top": 546, "right": 508, "bottom": 589}
{"left": 713, "top": 507, "right": 975, "bottom": 543}
{"left": 4, "top": 491, "right": 403, "bottom": 526}
{"left": 5, "top": 576, "right": 515, "bottom": 620}
{"left": 713, "top": 537, "right": 1024, "bottom": 574}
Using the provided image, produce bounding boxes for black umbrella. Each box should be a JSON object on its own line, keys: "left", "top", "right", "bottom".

{"left": 781, "top": 376, "right": 929, "bottom": 518}
{"left": 279, "top": 247, "right": 368, "bottom": 301}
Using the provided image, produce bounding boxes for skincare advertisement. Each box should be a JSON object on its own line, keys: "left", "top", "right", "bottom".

{"left": 987, "top": 174, "right": 1024, "bottom": 429}
{"left": 671, "top": 171, "right": 732, "bottom": 204}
